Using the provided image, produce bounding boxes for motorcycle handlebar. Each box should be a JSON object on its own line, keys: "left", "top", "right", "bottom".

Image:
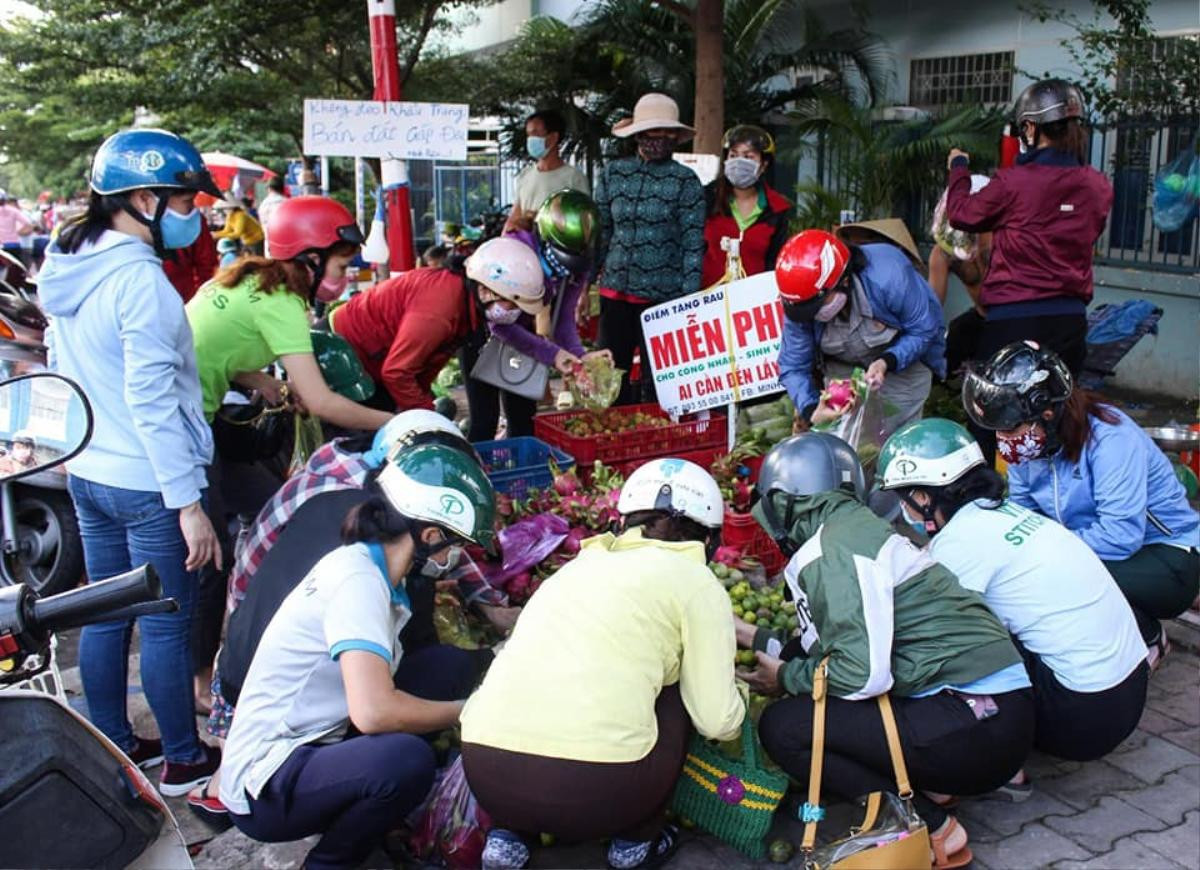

{"left": 30, "top": 565, "right": 162, "bottom": 635}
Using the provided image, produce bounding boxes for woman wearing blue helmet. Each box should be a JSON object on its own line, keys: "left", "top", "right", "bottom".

{"left": 38, "top": 128, "right": 226, "bottom": 797}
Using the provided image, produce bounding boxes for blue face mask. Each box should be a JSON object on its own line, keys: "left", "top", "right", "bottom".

{"left": 156, "top": 205, "right": 202, "bottom": 249}
{"left": 900, "top": 502, "right": 932, "bottom": 539}
{"left": 527, "top": 136, "right": 549, "bottom": 159}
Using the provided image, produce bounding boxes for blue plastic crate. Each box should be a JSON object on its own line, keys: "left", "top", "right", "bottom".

{"left": 474, "top": 436, "right": 576, "bottom": 500}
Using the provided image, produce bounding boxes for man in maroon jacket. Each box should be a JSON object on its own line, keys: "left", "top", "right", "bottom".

{"left": 945, "top": 78, "right": 1112, "bottom": 462}
{"left": 945, "top": 78, "right": 1112, "bottom": 378}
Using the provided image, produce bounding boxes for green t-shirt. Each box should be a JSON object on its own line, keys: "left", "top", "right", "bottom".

{"left": 186, "top": 276, "right": 313, "bottom": 420}
{"left": 730, "top": 188, "right": 767, "bottom": 232}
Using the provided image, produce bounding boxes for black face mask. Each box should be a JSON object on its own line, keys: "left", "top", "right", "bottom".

{"left": 782, "top": 296, "right": 825, "bottom": 323}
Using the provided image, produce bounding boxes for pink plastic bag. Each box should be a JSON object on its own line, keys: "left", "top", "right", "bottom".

{"left": 485, "top": 514, "right": 569, "bottom": 588}
{"left": 409, "top": 756, "right": 493, "bottom": 869}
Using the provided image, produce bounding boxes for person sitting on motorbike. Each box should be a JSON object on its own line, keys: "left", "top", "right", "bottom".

{"left": 462, "top": 458, "right": 743, "bottom": 870}
{"left": 463, "top": 190, "right": 610, "bottom": 441}
{"left": 776, "top": 229, "right": 947, "bottom": 437}
{"left": 741, "top": 433, "right": 1033, "bottom": 870}
{"left": 963, "top": 341, "right": 1200, "bottom": 668}
{"left": 187, "top": 195, "right": 394, "bottom": 434}
{"left": 877, "top": 418, "right": 1148, "bottom": 797}
{"left": 211, "top": 193, "right": 264, "bottom": 256}
{"left": 330, "top": 235, "right": 544, "bottom": 413}
{"left": 219, "top": 442, "right": 496, "bottom": 870}
{"left": 38, "top": 127, "right": 224, "bottom": 795}
{"left": 0, "top": 430, "right": 37, "bottom": 474}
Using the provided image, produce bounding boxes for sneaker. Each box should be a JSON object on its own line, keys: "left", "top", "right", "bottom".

{"left": 607, "top": 824, "right": 679, "bottom": 870}
{"left": 159, "top": 743, "right": 221, "bottom": 797}
{"left": 482, "top": 829, "right": 529, "bottom": 870}
{"left": 187, "top": 786, "right": 233, "bottom": 832}
{"left": 126, "top": 735, "right": 165, "bottom": 770}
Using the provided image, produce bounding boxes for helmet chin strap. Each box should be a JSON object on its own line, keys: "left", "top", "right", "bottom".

{"left": 899, "top": 490, "right": 940, "bottom": 535}
{"left": 122, "top": 190, "right": 171, "bottom": 257}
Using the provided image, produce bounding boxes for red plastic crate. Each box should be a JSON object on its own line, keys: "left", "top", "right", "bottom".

{"left": 723, "top": 511, "right": 787, "bottom": 577}
{"left": 534, "top": 404, "right": 726, "bottom": 469}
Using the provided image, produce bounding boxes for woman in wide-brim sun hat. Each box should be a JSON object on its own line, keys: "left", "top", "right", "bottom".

{"left": 595, "top": 93, "right": 706, "bottom": 404}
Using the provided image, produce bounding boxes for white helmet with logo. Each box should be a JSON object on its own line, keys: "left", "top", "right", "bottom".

{"left": 374, "top": 442, "right": 496, "bottom": 549}
{"left": 363, "top": 408, "right": 466, "bottom": 469}
{"left": 465, "top": 236, "right": 546, "bottom": 315}
{"left": 618, "top": 457, "right": 725, "bottom": 529}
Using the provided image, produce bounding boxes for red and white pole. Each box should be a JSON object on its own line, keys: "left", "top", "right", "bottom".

{"left": 367, "top": 0, "right": 416, "bottom": 272}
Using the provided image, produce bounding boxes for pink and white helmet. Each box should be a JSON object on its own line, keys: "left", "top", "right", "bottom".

{"left": 465, "top": 237, "right": 546, "bottom": 315}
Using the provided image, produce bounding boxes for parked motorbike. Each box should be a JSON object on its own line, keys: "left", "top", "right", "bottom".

{"left": 0, "top": 371, "right": 192, "bottom": 869}
{"left": 0, "top": 252, "right": 84, "bottom": 597}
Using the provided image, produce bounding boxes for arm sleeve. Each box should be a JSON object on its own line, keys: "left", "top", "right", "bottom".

{"left": 778, "top": 318, "right": 820, "bottom": 419}
{"left": 1006, "top": 468, "right": 1038, "bottom": 511}
{"left": 778, "top": 543, "right": 895, "bottom": 699}
{"left": 324, "top": 570, "right": 394, "bottom": 664}
{"left": 877, "top": 261, "right": 943, "bottom": 372}
{"left": 678, "top": 576, "right": 746, "bottom": 741}
{"left": 678, "top": 174, "right": 707, "bottom": 295}
{"left": 379, "top": 313, "right": 447, "bottom": 411}
{"left": 552, "top": 276, "right": 588, "bottom": 358}
{"left": 594, "top": 167, "right": 613, "bottom": 278}
{"left": 451, "top": 551, "right": 507, "bottom": 607}
{"left": 945, "top": 166, "right": 1015, "bottom": 233}
{"left": 116, "top": 270, "right": 206, "bottom": 508}
{"left": 1074, "top": 431, "right": 1149, "bottom": 560}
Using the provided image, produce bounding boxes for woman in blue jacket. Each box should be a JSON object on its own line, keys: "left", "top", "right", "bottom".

{"left": 964, "top": 341, "right": 1199, "bottom": 667}
{"left": 775, "top": 229, "right": 946, "bottom": 436}
{"left": 39, "top": 128, "right": 225, "bottom": 795}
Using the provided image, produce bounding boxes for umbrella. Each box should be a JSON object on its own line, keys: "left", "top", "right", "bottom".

{"left": 198, "top": 152, "right": 278, "bottom": 206}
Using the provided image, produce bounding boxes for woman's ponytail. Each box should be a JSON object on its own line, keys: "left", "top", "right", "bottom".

{"left": 56, "top": 192, "right": 128, "bottom": 254}
{"left": 340, "top": 495, "right": 412, "bottom": 545}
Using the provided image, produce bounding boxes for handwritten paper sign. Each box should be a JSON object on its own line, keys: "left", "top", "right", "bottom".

{"left": 303, "top": 99, "right": 469, "bottom": 161}
{"left": 641, "top": 271, "right": 787, "bottom": 417}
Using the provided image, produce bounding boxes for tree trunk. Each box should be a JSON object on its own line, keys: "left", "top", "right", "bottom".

{"left": 692, "top": 0, "right": 724, "bottom": 155}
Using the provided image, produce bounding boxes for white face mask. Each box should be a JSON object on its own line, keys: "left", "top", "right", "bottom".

{"left": 420, "top": 544, "right": 462, "bottom": 578}
{"left": 813, "top": 292, "right": 847, "bottom": 322}
{"left": 723, "top": 156, "right": 761, "bottom": 189}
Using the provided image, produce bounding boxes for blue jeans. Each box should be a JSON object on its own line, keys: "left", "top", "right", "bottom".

{"left": 69, "top": 477, "right": 205, "bottom": 764}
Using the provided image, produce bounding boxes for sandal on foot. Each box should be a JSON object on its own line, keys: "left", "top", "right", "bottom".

{"left": 930, "top": 816, "right": 972, "bottom": 870}
{"left": 924, "top": 790, "right": 959, "bottom": 809}
{"left": 990, "top": 771, "right": 1033, "bottom": 803}
{"left": 482, "top": 829, "right": 529, "bottom": 870}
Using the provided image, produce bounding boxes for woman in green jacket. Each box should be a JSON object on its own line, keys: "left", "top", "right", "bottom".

{"left": 740, "top": 433, "right": 1035, "bottom": 870}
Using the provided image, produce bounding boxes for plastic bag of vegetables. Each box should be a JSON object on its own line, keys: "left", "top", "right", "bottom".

{"left": 567, "top": 355, "right": 624, "bottom": 410}
{"left": 931, "top": 174, "right": 991, "bottom": 260}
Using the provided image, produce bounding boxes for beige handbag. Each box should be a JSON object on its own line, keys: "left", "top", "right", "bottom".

{"left": 802, "top": 658, "right": 932, "bottom": 870}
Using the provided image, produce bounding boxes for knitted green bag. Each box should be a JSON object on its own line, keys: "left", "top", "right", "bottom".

{"left": 670, "top": 714, "right": 789, "bottom": 859}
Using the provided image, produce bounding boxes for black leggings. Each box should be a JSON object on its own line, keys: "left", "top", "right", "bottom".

{"left": 1103, "top": 544, "right": 1200, "bottom": 643}
{"left": 459, "top": 327, "right": 537, "bottom": 442}
{"left": 1013, "top": 637, "right": 1147, "bottom": 761}
{"left": 758, "top": 688, "right": 1035, "bottom": 829}
{"left": 969, "top": 312, "right": 1087, "bottom": 464}
{"left": 597, "top": 296, "right": 653, "bottom": 406}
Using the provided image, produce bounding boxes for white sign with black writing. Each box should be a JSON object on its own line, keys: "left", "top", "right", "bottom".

{"left": 302, "top": 99, "right": 469, "bottom": 161}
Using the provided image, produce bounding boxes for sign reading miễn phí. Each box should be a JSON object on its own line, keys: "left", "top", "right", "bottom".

{"left": 640, "top": 271, "right": 786, "bottom": 417}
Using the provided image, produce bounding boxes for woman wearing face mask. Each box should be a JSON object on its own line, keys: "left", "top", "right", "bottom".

{"left": 741, "top": 433, "right": 1033, "bottom": 869}
{"left": 944, "top": 80, "right": 1112, "bottom": 463}
{"left": 38, "top": 128, "right": 224, "bottom": 795}
{"left": 462, "top": 192, "right": 609, "bottom": 441}
{"left": 877, "top": 418, "right": 1148, "bottom": 797}
{"left": 595, "top": 93, "right": 707, "bottom": 405}
{"left": 331, "top": 236, "right": 544, "bottom": 413}
{"left": 964, "top": 341, "right": 1199, "bottom": 667}
{"left": 187, "top": 195, "right": 394, "bottom": 435}
{"left": 775, "top": 229, "right": 946, "bottom": 436}
{"left": 219, "top": 443, "right": 496, "bottom": 870}
{"left": 700, "top": 125, "right": 792, "bottom": 287}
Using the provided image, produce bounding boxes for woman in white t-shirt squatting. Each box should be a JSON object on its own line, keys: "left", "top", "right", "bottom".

{"left": 877, "top": 419, "right": 1148, "bottom": 797}
{"left": 218, "top": 443, "right": 497, "bottom": 870}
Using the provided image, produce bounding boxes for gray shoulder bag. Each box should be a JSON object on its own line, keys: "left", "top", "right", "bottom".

{"left": 470, "top": 283, "right": 563, "bottom": 401}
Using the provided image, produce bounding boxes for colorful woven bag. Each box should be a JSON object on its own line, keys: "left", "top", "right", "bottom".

{"left": 670, "top": 713, "right": 788, "bottom": 859}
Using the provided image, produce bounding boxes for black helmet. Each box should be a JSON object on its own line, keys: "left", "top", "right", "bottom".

{"left": 1013, "top": 79, "right": 1085, "bottom": 128}
{"left": 962, "top": 341, "right": 1073, "bottom": 432}
{"left": 754, "top": 433, "right": 867, "bottom": 545}
{"left": 721, "top": 124, "right": 776, "bottom": 157}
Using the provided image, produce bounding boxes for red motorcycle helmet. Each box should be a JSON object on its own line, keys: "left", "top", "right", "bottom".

{"left": 775, "top": 230, "right": 850, "bottom": 319}
{"left": 267, "top": 196, "right": 365, "bottom": 261}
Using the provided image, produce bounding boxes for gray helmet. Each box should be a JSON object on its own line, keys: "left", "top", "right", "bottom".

{"left": 754, "top": 433, "right": 867, "bottom": 542}
{"left": 1013, "top": 79, "right": 1085, "bottom": 127}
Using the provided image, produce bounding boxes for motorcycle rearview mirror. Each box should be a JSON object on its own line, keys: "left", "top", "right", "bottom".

{"left": 0, "top": 373, "right": 93, "bottom": 486}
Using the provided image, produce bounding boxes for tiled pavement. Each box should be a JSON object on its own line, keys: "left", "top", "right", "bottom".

{"left": 58, "top": 628, "right": 1199, "bottom": 870}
